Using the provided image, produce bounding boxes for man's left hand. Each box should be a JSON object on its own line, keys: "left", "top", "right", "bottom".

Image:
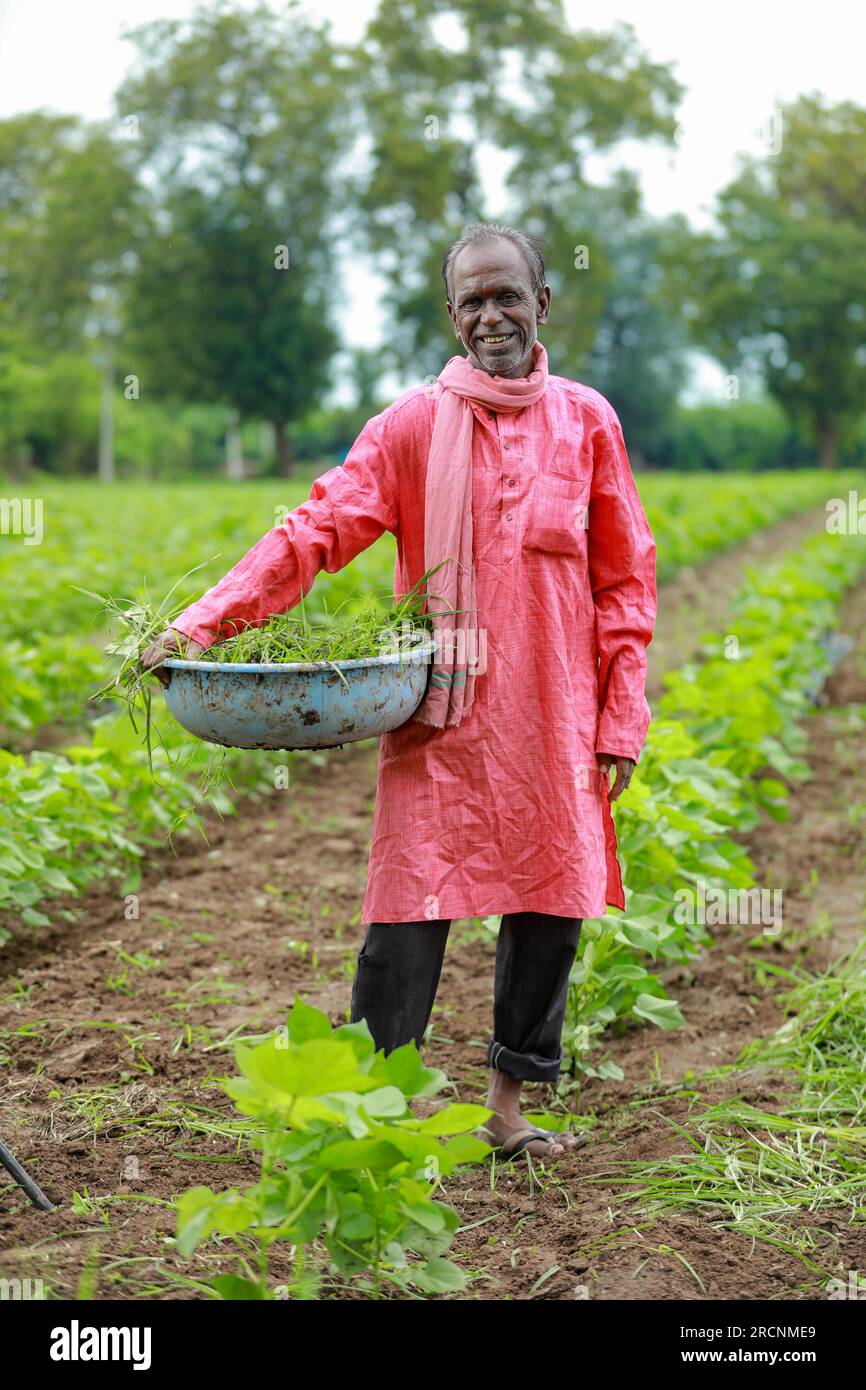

{"left": 596, "top": 753, "right": 636, "bottom": 802}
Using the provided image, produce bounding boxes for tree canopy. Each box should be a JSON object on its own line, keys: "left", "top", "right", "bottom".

{"left": 1, "top": 3, "right": 863, "bottom": 475}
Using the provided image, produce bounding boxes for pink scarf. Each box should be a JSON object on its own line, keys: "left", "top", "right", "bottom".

{"left": 412, "top": 339, "right": 549, "bottom": 729}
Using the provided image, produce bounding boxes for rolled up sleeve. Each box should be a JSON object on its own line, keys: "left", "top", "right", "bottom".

{"left": 172, "top": 416, "right": 399, "bottom": 651}
{"left": 587, "top": 402, "right": 657, "bottom": 762}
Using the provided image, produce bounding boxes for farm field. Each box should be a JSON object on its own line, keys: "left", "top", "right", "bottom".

{"left": 0, "top": 470, "right": 848, "bottom": 740}
{"left": 1, "top": 470, "right": 865, "bottom": 1301}
{"left": 0, "top": 471, "right": 859, "bottom": 939}
{"left": 6, "top": 0, "right": 866, "bottom": 1332}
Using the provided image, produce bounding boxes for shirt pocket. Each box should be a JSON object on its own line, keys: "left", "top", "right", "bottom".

{"left": 552, "top": 426, "right": 593, "bottom": 482}
{"left": 523, "top": 470, "right": 589, "bottom": 558}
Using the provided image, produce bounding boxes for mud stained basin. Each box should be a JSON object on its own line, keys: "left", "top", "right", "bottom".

{"left": 161, "top": 638, "right": 436, "bottom": 750}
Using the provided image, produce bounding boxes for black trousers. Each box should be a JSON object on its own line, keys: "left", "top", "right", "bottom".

{"left": 349, "top": 912, "right": 582, "bottom": 1084}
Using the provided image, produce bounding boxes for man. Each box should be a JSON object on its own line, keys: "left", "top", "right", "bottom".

{"left": 142, "top": 222, "right": 656, "bottom": 1162}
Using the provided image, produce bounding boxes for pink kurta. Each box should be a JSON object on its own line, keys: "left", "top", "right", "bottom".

{"left": 172, "top": 367, "right": 657, "bottom": 923}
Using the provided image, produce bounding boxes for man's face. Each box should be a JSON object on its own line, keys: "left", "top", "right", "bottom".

{"left": 446, "top": 238, "right": 550, "bottom": 379}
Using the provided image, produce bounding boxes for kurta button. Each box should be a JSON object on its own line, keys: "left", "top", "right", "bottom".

{"left": 504, "top": 442, "right": 511, "bottom": 450}
{"left": 505, "top": 512, "right": 513, "bottom": 520}
{"left": 507, "top": 478, "right": 515, "bottom": 486}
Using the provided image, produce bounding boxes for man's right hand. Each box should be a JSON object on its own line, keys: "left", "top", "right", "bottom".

{"left": 140, "top": 628, "right": 206, "bottom": 688}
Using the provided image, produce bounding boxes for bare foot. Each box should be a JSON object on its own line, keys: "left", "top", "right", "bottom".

{"left": 542, "top": 1128, "right": 586, "bottom": 1152}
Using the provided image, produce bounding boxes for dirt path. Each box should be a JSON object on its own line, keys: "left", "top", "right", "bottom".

{"left": 1, "top": 503, "right": 858, "bottom": 1300}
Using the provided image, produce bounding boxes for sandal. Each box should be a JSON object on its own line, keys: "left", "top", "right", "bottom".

{"left": 484, "top": 1126, "right": 583, "bottom": 1161}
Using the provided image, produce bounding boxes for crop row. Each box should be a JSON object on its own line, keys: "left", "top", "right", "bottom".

{"left": 3, "top": 523, "right": 863, "bottom": 964}
{"left": 0, "top": 470, "right": 847, "bottom": 745}
{"left": 0, "top": 473, "right": 855, "bottom": 942}
{"left": 562, "top": 527, "right": 866, "bottom": 1081}
{"left": 0, "top": 717, "right": 309, "bottom": 942}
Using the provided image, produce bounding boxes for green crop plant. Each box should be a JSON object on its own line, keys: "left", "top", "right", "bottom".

{"left": 1, "top": 475, "right": 861, "bottom": 948}
{"left": 1, "top": 472, "right": 850, "bottom": 739}
{"left": 561, "top": 529, "right": 866, "bottom": 1083}
{"left": 174, "top": 998, "right": 491, "bottom": 1299}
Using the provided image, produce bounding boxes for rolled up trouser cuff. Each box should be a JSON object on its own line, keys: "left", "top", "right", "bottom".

{"left": 486, "top": 1037, "right": 563, "bottom": 1084}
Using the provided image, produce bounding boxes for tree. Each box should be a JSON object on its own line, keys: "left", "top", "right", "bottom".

{"left": 351, "top": 1, "right": 684, "bottom": 379}
{"left": 579, "top": 202, "right": 690, "bottom": 464}
{"left": 126, "top": 186, "right": 337, "bottom": 476}
{"left": 662, "top": 95, "right": 866, "bottom": 469}
{"left": 0, "top": 112, "right": 144, "bottom": 346}
{"left": 346, "top": 346, "right": 388, "bottom": 411}
{"left": 116, "top": 2, "right": 353, "bottom": 475}
{"left": 0, "top": 112, "right": 147, "bottom": 478}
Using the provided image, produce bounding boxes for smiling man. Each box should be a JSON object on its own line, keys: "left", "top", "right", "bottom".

{"left": 142, "top": 222, "right": 657, "bottom": 1162}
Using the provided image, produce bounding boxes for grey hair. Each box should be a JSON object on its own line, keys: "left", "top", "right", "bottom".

{"left": 441, "top": 222, "right": 546, "bottom": 303}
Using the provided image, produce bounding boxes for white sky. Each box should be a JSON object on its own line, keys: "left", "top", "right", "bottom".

{"left": 1, "top": 0, "right": 863, "bottom": 401}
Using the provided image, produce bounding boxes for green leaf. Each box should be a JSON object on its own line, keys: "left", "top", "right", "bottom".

{"left": 355, "top": 1086, "right": 408, "bottom": 1119}
{"left": 632, "top": 994, "right": 685, "bottom": 1031}
{"left": 615, "top": 920, "right": 663, "bottom": 954}
{"left": 400, "top": 1199, "right": 447, "bottom": 1233}
{"left": 41, "top": 867, "right": 77, "bottom": 893}
{"left": 333, "top": 1018, "right": 377, "bottom": 1059}
{"left": 287, "top": 997, "right": 333, "bottom": 1044}
{"left": 175, "top": 1186, "right": 219, "bottom": 1256}
{"left": 233, "top": 1037, "right": 375, "bottom": 1102}
{"left": 594, "top": 1058, "right": 625, "bottom": 1081}
{"left": 211, "top": 1275, "right": 265, "bottom": 1300}
{"left": 439, "top": 1133, "right": 492, "bottom": 1164}
{"left": 412, "top": 1257, "right": 466, "bottom": 1293}
{"left": 415, "top": 1103, "right": 491, "bottom": 1136}
{"left": 368, "top": 1042, "right": 449, "bottom": 1098}
{"left": 21, "top": 907, "right": 52, "bottom": 928}
{"left": 318, "top": 1137, "right": 405, "bottom": 1171}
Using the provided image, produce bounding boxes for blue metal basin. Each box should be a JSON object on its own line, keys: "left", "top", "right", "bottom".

{"left": 161, "top": 638, "right": 436, "bottom": 750}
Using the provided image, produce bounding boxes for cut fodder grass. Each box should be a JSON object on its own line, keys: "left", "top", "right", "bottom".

{"left": 583, "top": 938, "right": 866, "bottom": 1285}
{"left": 42, "top": 1080, "right": 263, "bottom": 1148}
{"left": 83, "top": 559, "right": 448, "bottom": 760}
{"left": 79, "top": 560, "right": 453, "bottom": 829}
{"left": 203, "top": 573, "right": 439, "bottom": 666}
